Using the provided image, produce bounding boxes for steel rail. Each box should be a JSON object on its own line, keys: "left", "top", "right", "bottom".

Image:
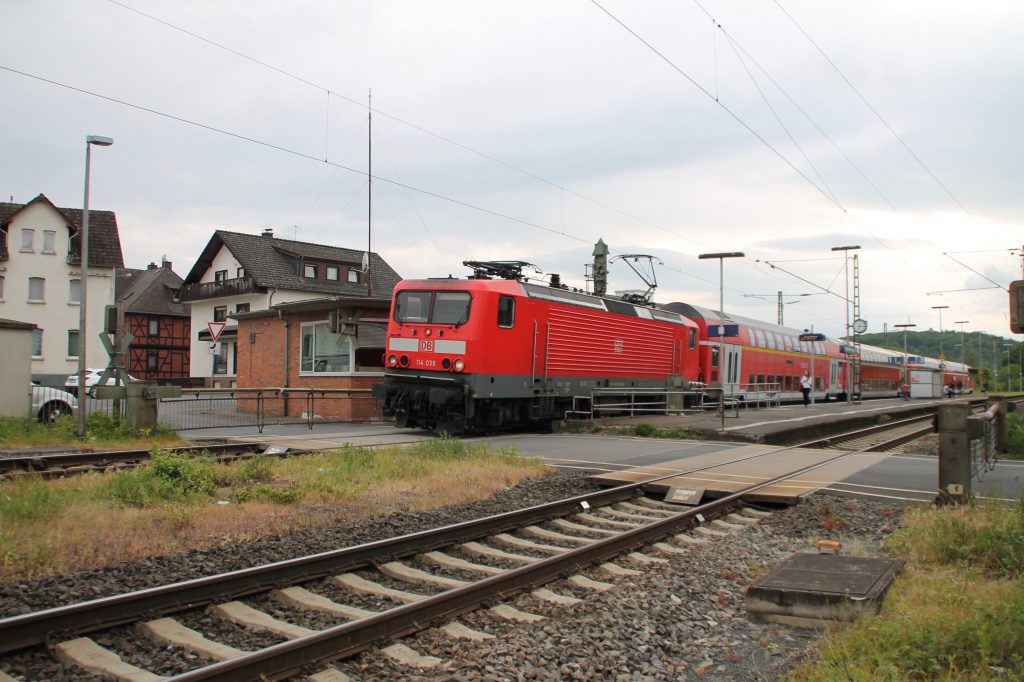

{"left": 168, "top": 441, "right": 875, "bottom": 681}
{"left": 0, "top": 423, "right": 876, "bottom": 654}
{"left": 0, "top": 442, "right": 264, "bottom": 477}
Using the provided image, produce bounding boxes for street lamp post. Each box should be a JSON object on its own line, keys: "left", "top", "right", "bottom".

{"left": 894, "top": 323, "right": 916, "bottom": 397}
{"left": 955, "top": 321, "right": 969, "bottom": 393}
{"left": 831, "top": 245, "right": 861, "bottom": 403}
{"left": 699, "top": 251, "right": 744, "bottom": 433}
{"left": 77, "top": 135, "right": 114, "bottom": 439}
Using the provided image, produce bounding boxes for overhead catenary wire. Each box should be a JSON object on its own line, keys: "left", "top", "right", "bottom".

{"left": 103, "top": 0, "right": 710, "bottom": 255}
{"left": 0, "top": 63, "right": 729, "bottom": 294}
{"left": 595, "top": 0, "right": 985, "bottom": 325}
{"left": 771, "top": 0, "right": 975, "bottom": 219}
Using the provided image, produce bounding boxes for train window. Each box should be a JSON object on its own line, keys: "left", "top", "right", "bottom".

{"left": 756, "top": 329, "right": 767, "bottom": 348}
{"left": 748, "top": 373, "right": 755, "bottom": 387}
{"left": 497, "top": 296, "right": 515, "bottom": 328}
{"left": 395, "top": 291, "right": 431, "bottom": 323}
{"left": 433, "top": 292, "right": 472, "bottom": 325}
{"left": 785, "top": 336, "right": 794, "bottom": 351}
{"left": 757, "top": 374, "right": 765, "bottom": 386}
{"left": 815, "top": 377, "right": 824, "bottom": 390}
{"left": 766, "top": 334, "right": 776, "bottom": 350}
{"left": 711, "top": 346, "right": 719, "bottom": 368}
{"left": 688, "top": 328, "right": 697, "bottom": 350}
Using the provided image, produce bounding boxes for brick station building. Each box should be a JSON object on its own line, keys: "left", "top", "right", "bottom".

{"left": 233, "top": 296, "right": 393, "bottom": 421}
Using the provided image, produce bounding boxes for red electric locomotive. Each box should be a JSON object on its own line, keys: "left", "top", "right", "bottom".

{"left": 372, "top": 261, "right": 702, "bottom": 432}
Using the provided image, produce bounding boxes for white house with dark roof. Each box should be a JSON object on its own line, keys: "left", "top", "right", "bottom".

{"left": 0, "top": 194, "right": 125, "bottom": 385}
{"left": 180, "top": 228, "right": 401, "bottom": 386}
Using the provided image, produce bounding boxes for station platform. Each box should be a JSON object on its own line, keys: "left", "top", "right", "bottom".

{"left": 583, "top": 396, "right": 950, "bottom": 445}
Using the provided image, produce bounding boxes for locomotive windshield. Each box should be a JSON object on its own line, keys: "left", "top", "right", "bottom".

{"left": 394, "top": 290, "right": 471, "bottom": 325}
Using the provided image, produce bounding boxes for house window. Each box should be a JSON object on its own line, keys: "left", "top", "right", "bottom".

{"left": 20, "top": 229, "right": 33, "bottom": 252}
{"left": 0, "top": 275, "right": 4, "bottom": 301}
{"left": 42, "top": 230, "right": 56, "bottom": 254}
{"left": 348, "top": 269, "right": 360, "bottom": 283}
{"left": 214, "top": 270, "right": 227, "bottom": 283}
{"left": 236, "top": 267, "right": 245, "bottom": 278}
{"left": 235, "top": 303, "right": 250, "bottom": 314}
{"left": 326, "top": 266, "right": 339, "bottom": 281}
{"left": 31, "top": 329, "right": 42, "bottom": 357}
{"left": 67, "top": 330, "right": 80, "bottom": 358}
{"left": 147, "top": 351, "right": 158, "bottom": 372}
{"left": 497, "top": 296, "right": 515, "bottom": 328}
{"left": 149, "top": 317, "right": 159, "bottom": 336}
{"left": 300, "top": 322, "right": 353, "bottom": 373}
{"left": 69, "top": 279, "right": 82, "bottom": 304}
{"left": 304, "top": 263, "right": 317, "bottom": 278}
{"left": 28, "top": 277, "right": 45, "bottom": 302}
{"left": 213, "top": 306, "right": 227, "bottom": 322}
{"left": 212, "top": 343, "right": 228, "bottom": 374}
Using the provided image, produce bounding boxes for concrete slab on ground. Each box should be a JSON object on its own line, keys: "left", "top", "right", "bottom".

{"left": 746, "top": 553, "right": 902, "bottom": 628}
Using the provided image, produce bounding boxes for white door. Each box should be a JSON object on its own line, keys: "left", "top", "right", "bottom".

{"left": 829, "top": 359, "right": 842, "bottom": 397}
{"left": 724, "top": 344, "right": 743, "bottom": 397}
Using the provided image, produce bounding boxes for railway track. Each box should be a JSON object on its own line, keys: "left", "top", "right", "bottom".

{"left": 0, "top": 419, "right": 932, "bottom": 682}
{"left": 0, "top": 442, "right": 273, "bottom": 478}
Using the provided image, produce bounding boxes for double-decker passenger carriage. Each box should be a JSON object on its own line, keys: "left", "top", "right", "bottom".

{"left": 372, "top": 261, "right": 702, "bottom": 432}
{"left": 661, "top": 303, "right": 907, "bottom": 402}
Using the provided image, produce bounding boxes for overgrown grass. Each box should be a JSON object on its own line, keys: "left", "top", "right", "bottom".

{"left": 0, "top": 414, "right": 182, "bottom": 449}
{"left": 560, "top": 420, "right": 703, "bottom": 440}
{"left": 0, "top": 440, "right": 544, "bottom": 580}
{"left": 789, "top": 500, "right": 1024, "bottom": 681}
{"left": 1005, "top": 413, "right": 1024, "bottom": 459}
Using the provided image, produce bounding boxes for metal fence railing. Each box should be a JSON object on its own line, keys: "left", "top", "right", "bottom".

{"left": 78, "top": 388, "right": 380, "bottom": 433}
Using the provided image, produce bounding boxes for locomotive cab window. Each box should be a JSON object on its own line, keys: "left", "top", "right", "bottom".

{"left": 497, "top": 296, "right": 515, "bottom": 328}
{"left": 433, "top": 291, "right": 471, "bottom": 325}
{"left": 688, "top": 328, "right": 696, "bottom": 349}
{"left": 395, "top": 291, "right": 431, "bottom": 323}
{"left": 394, "top": 290, "right": 471, "bottom": 325}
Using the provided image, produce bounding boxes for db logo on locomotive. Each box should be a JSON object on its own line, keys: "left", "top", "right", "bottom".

{"left": 418, "top": 339, "right": 434, "bottom": 352}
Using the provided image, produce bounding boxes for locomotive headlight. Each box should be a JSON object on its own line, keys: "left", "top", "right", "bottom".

{"left": 388, "top": 354, "right": 398, "bottom": 367}
{"left": 454, "top": 358, "right": 465, "bottom": 372}
{"left": 424, "top": 328, "right": 432, "bottom": 336}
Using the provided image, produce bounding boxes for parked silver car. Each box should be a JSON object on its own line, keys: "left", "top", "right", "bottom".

{"left": 31, "top": 383, "right": 78, "bottom": 423}
{"left": 65, "top": 368, "right": 136, "bottom": 397}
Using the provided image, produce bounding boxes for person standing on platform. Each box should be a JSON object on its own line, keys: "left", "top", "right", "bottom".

{"left": 800, "top": 373, "right": 812, "bottom": 406}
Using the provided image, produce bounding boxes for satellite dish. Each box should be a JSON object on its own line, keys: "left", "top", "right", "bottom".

{"left": 361, "top": 251, "right": 370, "bottom": 272}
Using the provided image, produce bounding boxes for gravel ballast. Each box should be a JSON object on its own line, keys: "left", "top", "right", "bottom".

{"left": 0, "top": 470, "right": 907, "bottom": 681}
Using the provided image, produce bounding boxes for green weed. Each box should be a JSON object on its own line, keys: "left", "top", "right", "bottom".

{"left": 0, "top": 476, "right": 73, "bottom": 522}
{"left": 105, "top": 449, "right": 216, "bottom": 507}
{"left": 885, "top": 499, "right": 1024, "bottom": 579}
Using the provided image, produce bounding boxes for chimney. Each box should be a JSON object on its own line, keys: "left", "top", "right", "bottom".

{"left": 161, "top": 258, "right": 172, "bottom": 270}
{"left": 261, "top": 228, "right": 274, "bottom": 238}
{"left": 147, "top": 262, "right": 158, "bottom": 270}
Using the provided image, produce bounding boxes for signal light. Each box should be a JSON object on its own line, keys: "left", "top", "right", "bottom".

{"left": 441, "top": 358, "right": 452, "bottom": 370}
{"left": 388, "top": 354, "right": 397, "bottom": 367}
{"left": 424, "top": 328, "right": 432, "bottom": 336}
{"left": 399, "top": 355, "right": 410, "bottom": 367}
{"left": 454, "top": 358, "right": 465, "bottom": 372}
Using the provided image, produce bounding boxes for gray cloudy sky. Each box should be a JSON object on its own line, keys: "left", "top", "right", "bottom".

{"left": 2, "top": 0, "right": 1022, "bottom": 342}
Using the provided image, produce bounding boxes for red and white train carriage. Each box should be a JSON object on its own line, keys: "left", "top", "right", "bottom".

{"left": 373, "top": 260, "right": 973, "bottom": 432}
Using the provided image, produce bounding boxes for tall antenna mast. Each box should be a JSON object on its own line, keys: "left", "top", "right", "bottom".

{"left": 367, "top": 89, "right": 373, "bottom": 298}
